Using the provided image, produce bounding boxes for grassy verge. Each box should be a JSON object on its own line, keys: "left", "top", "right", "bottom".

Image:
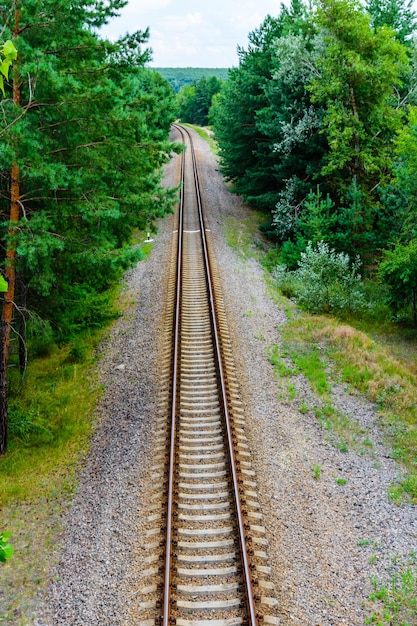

{"left": 182, "top": 123, "right": 218, "bottom": 154}
{"left": 282, "top": 313, "right": 417, "bottom": 502}
{"left": 0, "top": 231, "right": 152, "bottom": 624}
{"left": 365, "top": 552, "right": 417, "bottom": 625}
{"left": 268, "top": 338, "right": 374, "bottom": 455}
{"left": 0, "top": 339, "right": 103, "bottom": 623}
{"left": 223, "top": 212, "right": 269, "bottom": 260}
{"left": 222, "top": 213, "right": 417, "bottom": 503}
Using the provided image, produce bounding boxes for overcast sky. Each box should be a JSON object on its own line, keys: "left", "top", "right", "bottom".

{"left": 100, "top": 0, "right": 282, "bottom": 67}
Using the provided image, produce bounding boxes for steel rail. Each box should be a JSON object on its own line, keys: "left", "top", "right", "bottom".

{"left": 183, "top": 125, "right": 258, "bottom": 626}
{"left": 162, "top": 126, "right": 184, "bottom": 626}
{"left": 162, "top": 123, "right": 258, "bottom": 626}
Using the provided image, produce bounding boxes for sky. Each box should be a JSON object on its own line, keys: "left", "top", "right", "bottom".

{"left": 100, "top": 0, "right": 282, "bottom": 67}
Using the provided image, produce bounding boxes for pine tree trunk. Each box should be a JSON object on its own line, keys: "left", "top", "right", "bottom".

{"left": 0, "top": 7, "right": 20, "bottom": 454}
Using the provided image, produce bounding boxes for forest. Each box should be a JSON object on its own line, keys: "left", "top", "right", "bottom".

{"left": 2, "top": 2, "right": 417, "bottom": 617}
{"left": 0, "top": 0, "right": 179, "bottom": 452}
{"left": 207, "top": 0, "right": 417, "bottom": 325}
{"left": 152, "top": 67, "right": 229, "bottom": 92}
{"left": 0, "top": 0, "right": 416, "bottom": 454}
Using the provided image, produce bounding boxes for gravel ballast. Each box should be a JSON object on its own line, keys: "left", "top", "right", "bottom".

{"left": 34, "top": 128, "right": 416, "bottom": 626}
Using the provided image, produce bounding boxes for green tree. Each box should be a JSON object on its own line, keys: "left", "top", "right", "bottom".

{"left": 0, "top": 0, "right": 177, "bottom": 452}
{"left": 211, "top": 13, "right": 287, "bottom": 210}
{"left": 294, "top": 241, "right": 365, "bottom": 313}
{"left": 309, "top": 0, "right": 408, "bottom": 201}
{"left": 378, "top": 240, "right": 417, "bottom": 324}
{"left": 177, "top": 76, "right": 223, "bottom": 125}
{"left": 366, "top": 0, "right": 416, "bottom": 43}
{"left": 390, "top": 106, "right": 417, "bottom": 240}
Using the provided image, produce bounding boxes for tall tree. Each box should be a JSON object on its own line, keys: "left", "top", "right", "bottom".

{"left": 0, "top": 0, "right": 177, "bottom": 452}
{"left": 211, "top": 13, "right": 287, "bottom": 210}
{"left": 306, "top": 0, "right": 408, "bottom": 255}
{"left": 366, "top": 0, "right": 416, "bottom": 43}
{"left": 0, "top": 3, "right": 21, "bottom": 454}
{"left": 177, "top": 76, "right": 223, "bottom": 125}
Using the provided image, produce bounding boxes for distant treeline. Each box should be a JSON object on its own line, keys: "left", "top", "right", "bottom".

{"left": 151, "top": 67, "right": 230, "bottom": 92}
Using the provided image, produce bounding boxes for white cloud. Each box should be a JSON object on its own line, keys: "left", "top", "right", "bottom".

{"left": 163, "top": 12, "right": 203, "bottom": 30}
{"left": 234, "top": 11, "right": 266, "bottom": 30}
{"left": 101, "top": 0, "right": 286, "bottom": 66}
{"left": 122, "top": 0, "right": 172, "bottom": 15}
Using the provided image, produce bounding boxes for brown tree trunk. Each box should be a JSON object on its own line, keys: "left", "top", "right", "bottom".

{"left": 0, "top": 6, "right": 21, "bottom": 454}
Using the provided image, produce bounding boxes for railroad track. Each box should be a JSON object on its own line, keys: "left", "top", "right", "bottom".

{"left": 132, "top": 125, "right": 279, "bottom": 626}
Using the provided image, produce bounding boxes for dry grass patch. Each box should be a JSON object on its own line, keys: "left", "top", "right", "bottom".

{"left": 284, "top": 312, "right": 417, "bottom": 502}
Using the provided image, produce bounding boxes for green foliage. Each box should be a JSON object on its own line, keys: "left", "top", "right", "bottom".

{"left": 0, "top": 0, "right": 178, "bottom": 345}
{"left": 378, "top": 239, "right": 417, "bottom": 324}
{"left": 0, "top": 39, "right": 17, "bottom": 96}
{"left": 268, "top": 343, "right": 296, "bottom": 377}
{"left": 9, "top": 406, "right": 53, "bottom": 445}
{"left": 391, "top": 106, "right": 417, "bottom": 241}
{"left": 311, "top": 463, "right": 322, "bottom": 479}
{"left": 211, "top": 12, "right": 291, "bottom": 204}
{"left": 367, "top": 0, "right": 417, "bottom": 43}
{"left": 295, "top": 186, "right": 336, "bottom": 246}
{"left": 177, "top": 76, "right": 224, "bottom": 126}
{"left": 0, "top": 532, "right": 14, "bottom": 563}
{"left": 310, "top": 0, "right": 408, "bottom": 197}
{"left": 289, "top": 342, "right": 330, "bottom": 394}
{"left": 26, "top": 313, "right": 56, "bottom": 358}
{"left": 210, "top": 0, "right": 412, "bottom": 265}
{"left": 366, "top": 553, "right": 417, "bottom": 625}
{"left": 296, "top": 242, "right": 365, "bottom": 313}
{"left": 273, "top": 263, "right": 299, "bottom": 298}
{"left": 152, "top": 67, "right": 229, "bottom": 93}
{"left": 275, "top": 241, "right": 366, "bottom": 314}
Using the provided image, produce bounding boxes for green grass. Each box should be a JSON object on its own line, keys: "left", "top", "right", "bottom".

{"left": 336, "top": 477, "right": 348, "bottom": 485}
{"left": 182, "top": 123, "right": 218, "bottom": 153}
{"left": 280, "top": 313, "right": 417, "bottom": 502}
{"left": 286, "top": 341, "right": 330, "bottom": 395}
{"left": 311, "top": 463, "right": 322, "bottom": 479}
{"left": 268, "top": 343, "right": 296, "bottom": 378}
{"left": 2, "top": 345, "right": 100, "bottom": 505}
{"left": 223, "top": 213, "right": 269, "bottom": 260}
{"left": 0, "top": 234, "right": 151, "bottom": 623}
{"left": 0, "top": 332, "right": 106, "bottom": 623}
{"left": 366, "top": 553, "right": 417, "bottom": 625}
{"left": 268, "top": 338, "right": 372, "bottom": 453}
{"left": 222, "top": 205, "right": 417, "bottom": 502}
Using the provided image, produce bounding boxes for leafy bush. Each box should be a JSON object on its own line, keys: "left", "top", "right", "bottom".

{"left": 295, "top": 242, "right": 365, "bottom": 313}
{"left": 280, "top": 236, "right": 308, "bottom": 269}
{"left": 0, "top": 532, "right": 13, "bottom": 563}
{"left": 273, "top": 264, "right": 298, "bottom": 299}
{"left": 26, "top": 313, "right": 56, "bottom": 358}
{"left": 274, "top": 241, "right": 366, "bottom": 314}
{"left": 272, "top": 176, "right": 302, "bottom": 241}
{"left": 378, "top": 239, "right": 417, "bottom": 325}
{"left": 8, "top": 407, "right": 53, "bottom": 445}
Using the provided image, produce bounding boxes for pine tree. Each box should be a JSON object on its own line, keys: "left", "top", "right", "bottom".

{"left": 367, "top": 0, "right": 416, "bottom": 43}
{"left": 0, "top": 0, "right": 177, "bottom": 453}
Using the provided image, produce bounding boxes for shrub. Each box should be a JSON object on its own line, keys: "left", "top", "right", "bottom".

{"left": 378, "top": 239, "right": 417, "bottom": 325}
{"left": 274, "top": 241, "right": 366, "bottom": 314}
{"left": 295, "top": 241, "right": 365, "bottom": 313}
{"left": 272, "top": 264, "right": 298, "bottom": 299}
{"left": 26, "top": 313, "right": 56, "bottom": 358}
